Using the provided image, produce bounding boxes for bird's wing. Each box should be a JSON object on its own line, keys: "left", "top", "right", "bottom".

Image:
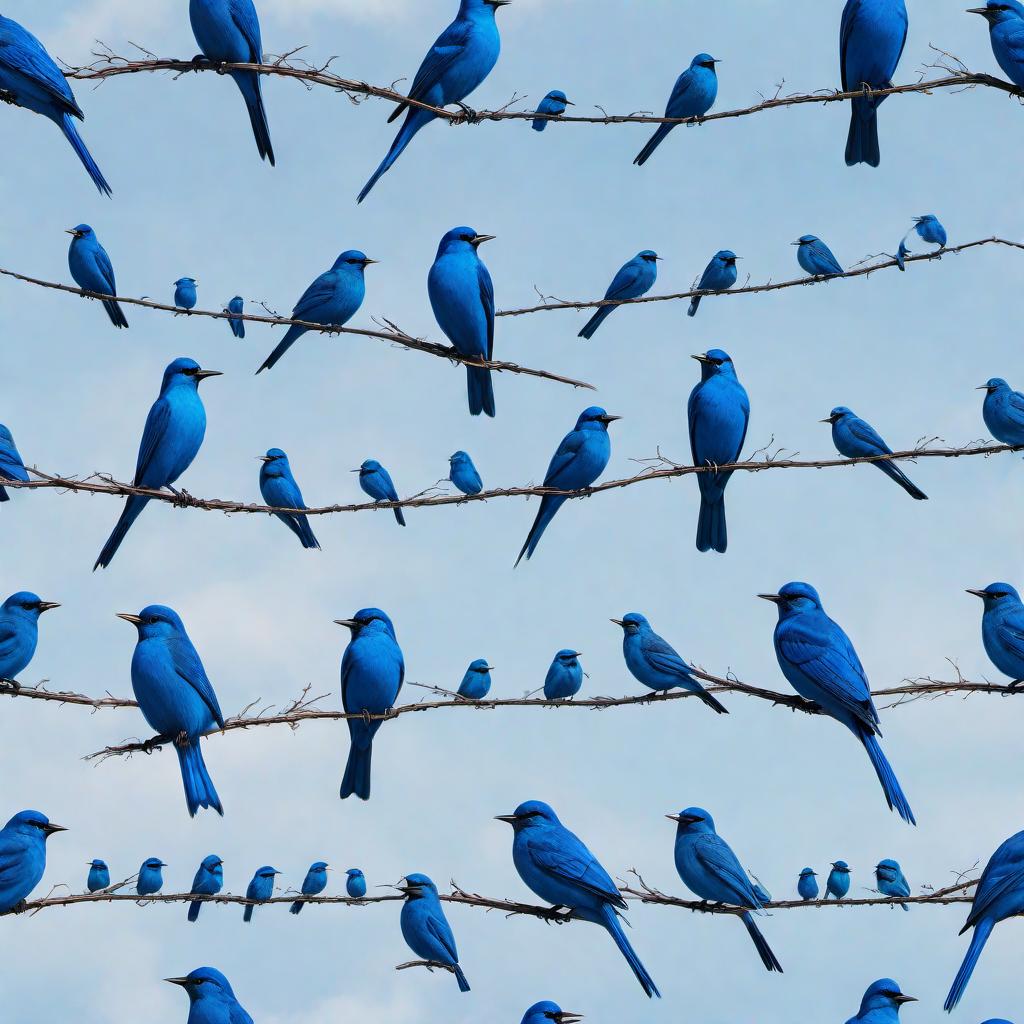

{"left": 0, "top": 25, "right": 78, "bottom": 112}
{"left": 292, "top": 271, "right": 338, "bottom": 321}
{"left": 0, "top": 831, "right": 29, "bottom": 890}
{"left": 526, "top": 827, "right": 625, "bottom": 908}
{"left": 132, "top": 396, "right": 173, "bottom": 485}
{"left": 541, "top": 430, "right": 586, "bottom": 488}
{"left": 995, "top": 615, "right": 1024, "bottom": 665}
{"left": 809, "top": 240, "right": 842, "bottom": 273}
{"left": 0, "top": 435, "right": 27, "bottom": 481}
{"left": 380, "top": 469, "right": 400, "bottom": 502}
{"left": 406, "top": 19, "right": 474, "bottom": 104}
{"left": 693, "top": 834, "right": 758, "bottom": 904}
{"left": 688, "top": 381, "right": 749, "bottom": 466}
{"left": 839, "top": 0, "right": 862, "bottom": 90}
{"left": 603, "top": 261, "right": 644, "bottom": 302}
{"left": 168, "top": 636, "right": 226, "bottom": 729}
{"left": 229, "top": 1003, "right": 256, "bottom": 1024}
{"left": 665, "top": 69, "right": 695, "bottom": 115}
{"left": 0, "top": 621, "right": 21, "bottom": 666}
{"left": 846, "top": 417, "right": 892, "bottom": 456}
{"left": 426, "top": 909, "right": 459, "bottom": 961}
{"left": 1006, "top": 389, "right": 1024, "bottom": 425}
{"left": 93, "top": 246, "right": 117, "bottom": 293}
{"left": 641, "top": 632, "right": 690, "bottom": 677}
{"left": 965, "top": 833, "right": 1024, "bottom": 928}
{"left": 1000, "top": 18, "right": 1024, "bottom": 66}
{"left": 478, "top": 260, "right": 495, "bottom": 361}
{"left": 228, "top": 0, "right": 263, "bottom": 61}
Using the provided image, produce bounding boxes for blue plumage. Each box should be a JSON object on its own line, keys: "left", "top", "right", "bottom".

{"left": 243, "top": 865, "right": 280, "bottom": 922}
{"left": 532, "top": 89, "right": 571, "bottom": 130}
{"left": 0, "top": 423, "right": 29, "bottom": 504}
{"left": 227, "top": 296, "right": 246, "bottom": 338}
{"left": 67, "top": 225, "right": 127, "bottom": 328}
{"left": 87, "top": 859, "right": 110, "bottom": 893}
{"left": 400, "top": 874, "right": 470, "bottom": 991}
{"left": 795, "top": 235, "right": 844, "bottom": 277}
{"left": 188, "top": 854, "right": 224, "bottom": 922}
{"left": 825, "top": 406, "right": 927, "bottom": 499}
{"left": 290, "top": 861, "right": 329, "bottom": 914}
{"left": 174, "top": 278, "right": 198, "bottom": 310}
{"left": 166, "top": 967, "right": 255, "bottom": 1024}
{"left": 688, "top": 250, "right": 738, "bottom": 317}
{"left": 449, "top": 451, "right": 483, "bottom": 495}
{"left": 826, "top": 861, "right": 852, "bottom": 899}
{"left": 967, "top": 583, "right": 1024, "bottom": 687}
{"left": 634, "top": 53, "right": 719, "bottom": 166}
{"left": 457, "top": 659, "right": 493, "bottom": 699}
{"left": 543, "top": 649, "right": 583, "bottom": 700}
{"left": 137, "top": 857, "right": 166, "bottom": 896}
{"left": 0, "top": 811, "right": 66, "bottom": 912}
{"left": 358, "top": 460, "right": 406, "bottom": 526}
{"left": 970, "top": 2, "right": 1024, "bottom": 87}
{"left": 980, "top": 377, "right": 1024, "bottom": 446}
{"left": 346, "top": 868, "right": 367, "bottom": 899}
{"left": 876, "top": 859, "right": 910, "bottom": 910}
{"left": 797, "top": 867, "right": 819, "bottom": 901}
{"left": 578, "top": 251, "right": 659, "bottom": 339}
{"left": 0, "top": 592, "right": 59, "bottom": 684}
{"left": 260, "top": 448, "right": 320, "bottom": 549}
{"left": 847, "top": 980, "right": 917, "bottom": 1024}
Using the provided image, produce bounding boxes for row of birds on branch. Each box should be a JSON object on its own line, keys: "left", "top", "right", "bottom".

{"left": 797, "top": 859, "right": 910, "bottom": 907}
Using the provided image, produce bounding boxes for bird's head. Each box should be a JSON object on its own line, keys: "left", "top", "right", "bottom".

{"left": 1, "top": 592, "right": 60, "bottom": 622}
{"left": 831, "top": 860, "right": 851, "bottom": 873}
{"left": 468, "top": 658, "right": 493, "bottom": 674}
{"left": 522, "top": 1002, "right": 583, "bottom": 1024}
{"left": 692, "top": 348, "right": 736, "bottom": 381}
{"left": 978, "top": 377, "right": 1009, "bottom": 394}
{"left": 160, "top": 357, "right": 221, "bottom": 393}
{"left": 496, "top": 800, "right": 559, "bottom": 831}
{"left": 399, "top": 873, "right": 437, "bottom": 899}
{"left": 437, "top": 226, "right": 495, "bottom": 257}
{"left": 637, "top": 249, "right": 661, "bottom": 264}
{"left": 463, "top": 0, "right": 511, "bottom": 15}
{"left": 554, "top": 649, "right": 582, "bottom": 669}
{"left": 914, "top": 214, "right": 938, "bottom": 225}
{"left": 117, "top": 604, "right": 186, "bottom": 642}
{"left": 666, "top": 806, "right": 714, "bottom": 834}
{"left": 358, "top": 459, "right": 383, "bottom": 478}
{"left": 346, "top": 868, "right": 364, "bottom": 878}
{"left": 255, "top": 866, "right": 280, "bottom": 881}
{"left": 692, "top": 53, "right": 719, "bottom": 70}
{"left": 450, "top": 450, "right": 472, "bottom": 467}
{"left": 758, "top": 581, "right": 822, "bottom": 618}
{"left": 66, "top": 224, "right": 92, "bottom": 240}
{"left": 165, "top": 968, "right": 236, "bottom": 1005}
{"left": 967, "top": 582, "right": 1022, "bottom": 608}
{"left": 334, "top": 607, "right": 396, "bottom": 640}
{"left": 611, "top": 611, "right": 649, "bottom": 635}
{"left": 968, "top": 2, "right": 1024, "bottom": 25}
{"left": 545, "top": 89, "right": 570, "bottom": 106}
{"left": 259, "top": 448, "right": 290, "bottom": 478}
{"left": 875, "top": 859, "right": 900, "bottom": 879}
{"left": 793, "top": 235, "right": 818, "bottom": 248}
{"left": 201, "top": 855, "right": 224, "bottom": 873}
{"left": 821, "top": 406, "right": 852, "bottom": 425}
{"left": 4, "top": 810, "right": 66, "bottom": 840}
{"left": 142, "top": 858, "right": 166, "bottom": 871}
{"left": 799, "top": 867, "right": 816, "bottom": 878}
{"left": 174, "top": 278, "right": 197, "bottom": 288}
{"left": 332, "top": 250, "right": 378, "bottom": 274}
{"left": 309, "top": 861, "right": 329, "bottom": 874}
{"left": 89, "top": 859, "right": 108, "bottom": 869}
{"left": 859, "top": 980, "right": 917, "bottom": 1014}
{"left": 715, "top": 250, "right": 739, "bottom": 265}
{"left": 574, "top": 406, "right": 621, "bottom": 432}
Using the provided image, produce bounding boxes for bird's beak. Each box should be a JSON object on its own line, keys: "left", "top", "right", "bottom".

{"left": 164, "top": 978, "right": 191, "bottom": 988}
{"left": 350, "top": 468, "right": 362, "bottom": 473}
{"left": 665, "top": 814, "right": 682, "bottom": 824}
{"left": 610, "top": 618, "right": 626, "bottom": 627}
{"left": 472, "top": 234, "right": 496, "bottom": 247}
{"left": 494, "top": 814, "right": 519, "bottom": 824}
{"left": 334, "top": 618, "right": 359, "bottom": 629}
{"left": 691, "top": 353, "right": 711, "bottom": 364}
{"left": 598, "top": 414, "right": 622, "bottom": 424}
{"left": 894, "top": 994, "right": 918, "bottom": 1005}
{"left": 116, "top": 612, "right": 143, "bottom": 625}
{"left": 758, "top": 593, "right": 784, "bottom": 603}
{"left": 976, "top": 384, "right": 992, "bottom": 390}
{"left": 483, "top": 665, "right": 496, "bottom": 671}
{"left": 194, "top": 369, "right": 222, "bottom": 380}
{"left": 790, "top": 240, "right": 802, "bottom": 246}
{"left": 257, "top": 455, "right": 273, "bottom": 463}
{"left": 966, "top": 7, "right": 990, "bottom": 14}
{"left": 563, "top": 99, "right": 575, "bottom": 106}
{"left": 966, "top": 589, "right": 988, "bottom": 599}
{"left": 362, "top": 258, "right": 379, "bottom": 265}
{"left": 65, "top": 229, "right": 81, "bottom": 237}
{"left": 42, "top": 822, "right": 68, "bottom": 834}
{"left": 820, "top": 416, "right": 836, "bottom": 424}
{"left": 555, "top": 1013, "right": 584, "bottom": 1024}
{"left": 37, "top": 601, "right": 60, "bottom": 613}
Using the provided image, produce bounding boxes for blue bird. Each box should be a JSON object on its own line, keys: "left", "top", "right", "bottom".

{"left": 634, "top": 53, "right": 719, "bottom": 166}
{"left": 497, "top": 800, "right": 660, "bottom": 998}
{"left": 516, "top": 407, "right": 620, "bottom": 565}
{"left": 0, "top": 16, "right": 111, "bottom": 194}
{"left": 847, "top": 980, "right": 917, "bottom": 1024}
{"left": 257, "top": 251, "right": 375, "bottom": 373}
{"left": 612, "top": 612, "right": 728, "bottom": 713}
{"left": 689, "top": 349, "right": 749, "bottom": 554}
{"left": 358, "top": 460, "right": 406, "bottom": 527}
{"left": 578, "top": 252, "right": 659, "bottom": 339}
{"left": 165, "top": 968, "right": 254, "bottom": 1024}
{"left": 0, "top": 423, "right": 29, "bottom": 504}
{"left": 824, "top": 407, "right": 927, "bottom": 499}
{"left": 400, "top": 874, "right": 470, "bottom": 991}
{"left": 226, "top": 297, "right": 245, "bottom": 339}
{"left": 841, "top": 0, "right": 909, "bottom": 166}
{"left": 751, "top": 881, "right": 772, "bottom": 904}
{"left": 87, "top": 859, "right": 110, "bottom": 893}
{"left": 543, "top": 649, "right": 583, "bottom": 700}
{"left": 457, "top": 659, "right": 493, "bottom": 700}
{"left": 175, "top": 279, "right": 198, "bottom": 310}
{"left": 243, "top": 865, "right": 280, "bottom": 922}
{"left": 896, "top": 215, "right": 947, "bottom": 271}
{"left": 970, "top": 2, "right": 1024, "bottom": 87}
{"left": 669, "top": 807, "right": 783, "bottom": 972}
{"left": 826, "top": 861, "right": 852, "bottom": 899}
{"left": 795, "top": 235, "right": 844, "bottom": 277}
{"left": 336, "top": 609, "right": 405, "bottom": 800}
{"left": 979, "top": 1021, "right": 1015, "bottom": 1024}
{"left": 346, "top": 868, "right": 367, "bottom": 899}
{"left": 94, "top": 358, "right": 221, "bottom": 569}
{"left": 137, "top": 858, "right": 166, "bottom": 896}
{"left": 0, "top": 592, "right": 60, "bottom": 686}
{"left": 67, "top": 225, "right": 127, "bottom": 328}
{"left": 117, "top": 605, "right": 226, "bottom": 817}
{"left": 798, "top": 867, "right": 819, "bottom": 901}
{"left": 896, "top": 239, "right": 911, "bottom": 272}
{"left": 876, "top": 859, "right": 910, "bottom": 910}
{"left": 967, "top": 583, "right": 1024, "bottom": 687}
{"left": 521, "top": 1003, "right": 582, "bottom": 1024}
{"left": 429, "top": 228, "right": 497, "bottom": 416}
{"left": 449, "top": 451, "right": 483, "bottom": 495}
{"left": 0, "top": 811, "right": 66, "bottom": 912}
{"left": 358, "top": 0, "right": 509, "bottom": 203}
{"left": 688, "top": 250, "right": 739, "bottom": 317}
{"left": 259, "top": 449, "right": 320, "bottom": 550}
{"left": 532, "top": 89, "right": 572, "bottom": 130}
{"left": 188, "top": 855, "right": 224, "bottom": 922}
{"left": 980, "top": 378, "right": 1024, "bottom": 446}
{"left": 290, "top": 861, "right": 329, "bottom": 914}
{"left": 761, "top": 583, "right": 916, "bottom": 824}
{"left": 190, "top": 0, "right": 274, "bottom": 164}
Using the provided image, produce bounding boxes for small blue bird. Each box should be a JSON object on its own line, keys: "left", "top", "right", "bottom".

{"left": 87, "top": 859, "right": 110, "bottom": 893}
{"left": 226, "top": 296, "right": 245, "bottom": 339}
{"left": 174, "top": 278, "right": 198, "bottom": 310}
{"left": 578, "top": 252, "right": 659, "bottom": 339}
{"left": 634, "top": 53, "right": 719, "bottom": 166}
{"left": 824, "top": 407, "right": 927, "bottom": 499}
{"left": 669, "top": 807, "right": 783, "bottom": 972}
{"left": 980, "top": 378, "right": 1024, "bottom": 446}
{"left": 243, "top": 865, "right": 280, "bottom": 922}
{"left": 688, "top": 250, "right": 739, "bottom": 317}
{"left": 290, "top": 861, "right": 329, "bottom": 914}
{"left": 336, "top": 609, "right": 405, "bottom": 800}
{"left": 0, "top": 423, "right": 29, "bottom": 504}
{"left": 358, "top": 0, "right": 509, "bottom": 203}
{"left": 0, "top": 592, "right": 60, "bottom": 686}
{"left": 358, "top": 460, "right": 406, "bottom": 526}
{"left": 166, "top": 968, "right": 254, "bottom": 1024}
{"left": 543, "top": 650, "right": 583, "bottom": 700}
{"left": 498, "top": 800, "right": 659, "bottom": 997}
{"left": 896, "top": 240, "right": 911, "bottom": 271}
{"left": 797, "top": 867, "right": 819, "bottom": 901}
{"left": 94, "top": 358, "right": 221, "bottom": 569}
{"left": 689, "top": 349, "right": 750, "bottom": 554}
{"left": 876, "top": 859, "right": 910, "bottom": 910}
{"left": 520, "top": 1003, "right": 582, "bottom": 1024}
{"left": 117, "top": 605, "right": 225, "bottom": 817}
{"left": 762, "top": 583, "right": 916, "bottom": 824}
{"left": 613, "top": 612, "right": 728, "bottom": 713}
{"left": 189, "top": 0, "right": 275, "bottom": 164}
{"left": 0, "top": 15, "right": 111, "bottom": 194}
{"left": 67, "top": 225, "right": 127, "bottom": 328}
{"left": 516, "top": 407, "right": 620, "bottom": 565}
{"left": 847, "top": 980, "right": 917, "bottom": 1024}
{"left": 137, "top": 857, "right": 166, "bottom": 896}
{"left": 449, "top": 451, "right": 483, "bottom": 495}
{"left": 457, "top": 659, "right": 493, "bottom": 700}
{"left": 532, "top": 89, "right": 572, "bottom": 130}
{"left": 896, "top": 215, "right": 947, "bottom": 270}
{"left": 188, "top": 854, "right": 224, "bottom": 922}
{"left": 826, "top": 861, "right": 852, "bottom": 899}
{"left": 258, "top": 251, "right": 375, "bottom": 373}
{"left": 0, "top": 811, "right": 66, "bottom": 913}
{"left": 346, "top": 868, "right": 367, "bottom": 899}
{"left": 400, "top": 874, "right": 470, "bottom": 991}
{"left": 795, "top": 235, "right": 844, "bottom": 277}
{"left": 259, "top": 449, "right": 320, "bottom": 550}
{"left": 967, "top": 583, "right": 1024, "bottom": 688}
{"left": 970, "top": 2, "right": 1024, "bottom": 87}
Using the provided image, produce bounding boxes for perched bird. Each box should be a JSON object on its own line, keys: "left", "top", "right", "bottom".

{"left": 257, "top": 251, "right": 375, "bottom": 373}
{"left": 689, "top": 349, "right": 749, "bottom": 554}
{"left": 516, "top": 407, "right": 620, "bottom": 566}
{"left": 0, "top": 592, "right": 60, "bottom": 685}
{"left": 189, "top": 0, "right": 275, "bottom": 164}
{"left": 117, "top": 605, "right": 226, "bottom": 817}
{"left": 969, "top": 2, "right": 1024, "bottom": 88}
{"left": 752, "top": 881, "right": 772, "bottom": 904}
{"left": 188, "top": 855, "right": 224, "bottom": 922}
{"left": 449, "top": 451, "right": 483, "bottom": 495}
{"left": 0, "top": 15, "right": 111, "bottom": 194}
{"left": 543, "top": 650, "right": 584, "bottom": 700}
{"left": 688, "top": 250, "right": 738, "bottom": 317}
{"left": 532, "top": 89, "right": 572, "bottom": 130}
{"left": 824, "top": 406, "right": 927, "bottom": 499}
{"left": 259, "top": 449, "right": 320, "bottom": 550}
{"left": 578, "top": 251, "right": 659, "bottom": 340}
{"left": 174, "top": 279, "right": 198, "bottom": 311}
{"left": 86, "top": 859, "right": 110, "bottom": 893}
{"left": 761, "top": 583, "right": 916, "bottom": 824}
{"left": 358, "top": 460, "right": 406, "bottom": 526}
{"left": 336, "top": 609, "right": 405, "bottom": 800}
{"left": 896, "top": 239, "right": 911, "bottom": 272}
{"left": 358, "top": 0, "right": 509, "bottom": 203}
{"left": 399, "top": 874, "right": 470, "bottom": 991}
{"left": 521, "top": 1003, "right": 582, "bottom": 1024}
{"left": 346, "top": 868, "right": 367, "bottom": 899}
{"left": 457, "top": 659, "right": 493, "bottom": 700}
{"left": 497, "top": 800, "right": 660, "bottom": 998}
{"left": 798, "top": 867, "right": 819, "bottom": 901}
{"left": 0, "top": 423, "right": 29, "bottom": 503}
{"left": 669, "top": 807, "right": 783, "bottom": 972}
{"left": 980, "top": 378, "right": 1024, "bottom": 446}
{"left": 794, "top": 235, "right": 844, "bottom": 277}
{"left": 290, "top": 861, "right": 329, "bottom": 915}
{"left": 634, "top": 54, "right": 719, "bottom": 166}
{"left": 826, "top": 861, "right": 852, "bottom": 899}
{"left": 243, "top": 866, "right": 280, "bottom": 922}
{"left": 165, "top": 968, "right": 254, "bottom": 1024}
{"left": 966, "top": 583, "right": 1024, "bottom": 687}
{"left": 137, "top": 857, "right": 166, "bottom": 896}
{"left": 0, "top": 811, "right": 66, "bottom": 913}
{"left": 94, "top": 358, "right": 221, "bottom": 569}
{"left": 67, "top": 225, "right": 127, "bottom": 328}
{"left": 846, "top": 980, "right": 917, "bottom": 1024}
{"left": 876, "top": 859, "right": 910, "bottom": 910}
{"left": 226, "top": 296, "right": 245, "bottom": 339}
{"left": 613, "top": 612, "right": 728, "bottom": 713}
{"left": 896, "top": 215, "right": 947, "bottom": 270}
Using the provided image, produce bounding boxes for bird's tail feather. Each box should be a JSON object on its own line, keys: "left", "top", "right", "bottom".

{"left": 340, "top": 741, "right": 372, "bottom": 800}
{"left": 598, "top": 903, "right": 660, "bottom": 998}
{"left": 102, "top": 298, "right": 129, "bottom": 329}
{"left": 454, "top": 965, "right": 471, "bottom": 992}
{"left": 176, "top": 740, "right": 223, "bottom": 818}
{"left": 94, "top": 495, "right": 149, "bottom": 570}
{"left": 289, "top": 901, "right": 304, "bottom": 915}
{"left": 878, "top": 461, "right": 927, "bottom": 500}
{"left": 687, "top": 296, "right": 701, "bottom": 317}
{"left": 393, "top": 506, "right": 406, "bottom": 527}
{"left": 945, "top": 918, "right": 993, "bottom": 1011}
{"left": 741, "top": 911, "right": 783, "bottom": 973}
{"left": 231, "top": 319, "right": 246, "bottom": 339}
{"left": 845, "top": 100, "right": 880, "bottom": 167}
{"left": 60, "top": 113, "right": 112, "bottom": 196}
{"left": 0, "top": 487, "right": 8, "bottom": 502}
{"left": 232, "top": 71, "right": 275, "bottom": 165}
{"left": 358, "top": 107, "right": 434, "bottom": 203}
{"left": 467, "top": 365, "right": 496, "bottom": 417}
{"left": 243, "top": 904, "right": 254, "bottom": 923}
{"left": 187, "top": 900, "right": 202, "bottom": 923}
{"left": 633, "top": 123, "right": 674, "bottom": 166}
{"left": 696, "top": 495, "right": 727, "bottom": 553}
{"left": 861, "top": 731, "right": 915, "bottom": 825}
{"left": 696, "top": 687, "right": 729, "bottom": 714}
{"left": 515, "top": 495, "right": 564, "bottom": 567}
{"left": 257, "top": 325, "right": 306, "bottom": 373}
{"left": 578, "top": 305, "right": 613, "bottom": 339}
{"left": 278, "top": 513, "right": 321, "bottom": 550}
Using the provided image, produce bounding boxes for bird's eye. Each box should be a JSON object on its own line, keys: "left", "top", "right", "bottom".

{"left": 146, "top": 616, "right": 158, "bottom": 624}
{"left": 22, "top": 602, "right": 35, "bottom": 610}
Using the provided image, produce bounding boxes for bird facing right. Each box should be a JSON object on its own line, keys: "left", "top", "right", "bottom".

{"left": 827, "top": 860, "right": 852, "bottom": 899}
{"left": 845, "top": 979, "right": 917, "bottom": 1024}
{"left": 797, "top": 867, "right": 819, "bottom": 901}
{"left": 0, "top": 592, "right": 60, "bottom": 686}
{"left": 243, "top": 866, "right": 280, "bottom": 922}
{"left": 0, "top": 811, "right": 66, "bottom": 913}
{"left": 188, "top": 854, "right": 224, "bottom": 922}
{"left": 137, "top": 858, "right": 166, "bottom": 896}
{"left": 634, "top": 53, "right": 719, "bottom": 166}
